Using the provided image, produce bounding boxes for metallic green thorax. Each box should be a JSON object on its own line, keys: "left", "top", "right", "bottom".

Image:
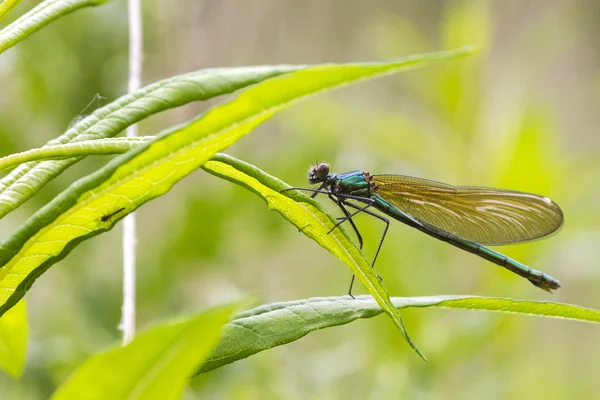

{"left": 331, "top": 170, "right": 371, "bottom": 198}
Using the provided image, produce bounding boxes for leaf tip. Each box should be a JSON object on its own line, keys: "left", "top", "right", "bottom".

{"left": 460, "top": 44, "right": 480, "bottom": 54}
{"left": 409, "top": 340, "right": 427, "bottom": 362}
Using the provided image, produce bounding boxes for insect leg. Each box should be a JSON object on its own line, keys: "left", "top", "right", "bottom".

{"left": 310, "top": 182, "right": 329, "bottom": 198}
{"left": 327, "top": 197, "right": 364, "bottom": 249}
{"left": 327, "top": 197, "right": 376, "bottom": 232}
{"left": 343, "top": 202, "right": 390, "bottom": 297}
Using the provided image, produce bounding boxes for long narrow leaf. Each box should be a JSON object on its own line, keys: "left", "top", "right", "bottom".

{"left": 53, "top": 303, "right": 237, "bottom": 400}
{"left": 0, "top": 137, "right": 152, "bottom": 173}
{"left": 0, "top": 0, "right": 110, "bottom": 54}
{"left": 202, "top": 154, "right": 424, "bottom": 357}
{"left": 0, "top": 48, "right": 474, "bottom": 359}
{"left": 0, "top": 65, "right": 300, "bottom": 218}
{"left": 196, "top": 295, "right": 600, "bottom": 374}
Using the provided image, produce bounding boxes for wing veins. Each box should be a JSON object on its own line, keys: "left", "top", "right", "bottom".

{"left": 372, "top": 175, "right": 563, "bottom": 245}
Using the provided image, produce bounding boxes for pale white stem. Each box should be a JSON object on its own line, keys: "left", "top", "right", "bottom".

{"left": 122, "top": 0, "right": 143, "bottom": 346}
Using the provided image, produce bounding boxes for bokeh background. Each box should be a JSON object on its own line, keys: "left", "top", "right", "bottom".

{"left": 1, "top": 0, "right": 600, "bottom": 398}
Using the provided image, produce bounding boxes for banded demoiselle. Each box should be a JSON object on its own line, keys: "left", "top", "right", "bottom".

{"left": 294, "top": 163, "right": 563, "bottom": 295}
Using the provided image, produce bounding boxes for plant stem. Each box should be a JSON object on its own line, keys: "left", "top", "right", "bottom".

{"left": 122, "top": 0, "right": 142, "bottom": 346}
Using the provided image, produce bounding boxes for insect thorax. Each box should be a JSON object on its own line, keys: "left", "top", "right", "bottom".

{"left": 333, "top": 171, "right": 372, "bottom": 198}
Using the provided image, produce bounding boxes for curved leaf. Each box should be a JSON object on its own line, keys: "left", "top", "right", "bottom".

{"left": 53, "top": 303, "right": 237, "bottom": 400}
{"left": 196, "top": 295, "right": 600, "bottom": 374}
{"left": 202, "top": 154, "right": 424, "bottom": 358}
{"left": 0, "top": 65, "right": 300, "bottom": 218}
{"left": 0, "top": 0, "right": 111, "bottom": 54}
{"left": 0, "top": 137, "right": 152, "bottom": 173}
{"left": 0, "top": 48, "right": 474, "bottom": 360}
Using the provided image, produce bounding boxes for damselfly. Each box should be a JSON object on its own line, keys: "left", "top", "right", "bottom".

{"left": 291, "top": 163, "right": 563, "bottom": 295}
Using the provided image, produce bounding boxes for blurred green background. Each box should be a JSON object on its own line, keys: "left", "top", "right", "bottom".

{"left": 2, "top": 0, "right": 600, "bottom": 398}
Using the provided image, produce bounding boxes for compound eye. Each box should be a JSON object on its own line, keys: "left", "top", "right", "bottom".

{"left": 315, "top": 163, "right": 330, "bottom": 178}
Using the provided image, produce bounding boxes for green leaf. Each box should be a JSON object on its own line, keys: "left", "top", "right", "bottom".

{"left": 0, "top": 299, "right": 27, "bottom": 377}
{"left": 0, "top": 65, "right": 300, "bottom": 219}
{"left": 201, "top": 154, "right": 425, "bottom": 358}
{"left": 0, "top": 0, "right": 22, "bottom": 23}
{"left": 0, "top": 137, "right": 153, "bottom": 173}
{"left": 196, "top": 295, "right": 600, "bottom": 374}
{"left": 52, "top": 303, "right": 237, "bottom": 400}
{"left": 0, "top": 0, "right": 111, "bottom": 54}
{"left": 0, "top": 48, "right": 474, "bottom": 360}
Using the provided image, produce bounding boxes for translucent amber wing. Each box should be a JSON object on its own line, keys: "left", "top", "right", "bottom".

{"left": 372, "top": 175, "right": 563, "bottom": 245}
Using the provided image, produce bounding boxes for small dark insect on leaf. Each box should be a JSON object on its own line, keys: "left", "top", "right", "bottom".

{"left": 100, "top": 207, "right": 126, "bottom": 222}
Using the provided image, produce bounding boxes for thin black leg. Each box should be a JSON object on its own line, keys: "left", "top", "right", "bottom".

{"left": 328, "top": 198, "right": 364, "bottom": 250}
{"left": 281, "top": 185, "right": 363, "bottom": 248}
{"left": 280, "top": 185, "right": 364, "bottom": 248}
{"left": 310, "top": 182, "right": 328, "bottom": 198}
{"left": 280, "top": 186, "right": 389, "bottom": 296}
{"left": 343, "top": 202, "right": 390, "bottom": 297}
{"left": 327, "top": 199, "right": 376, "bottom": 233}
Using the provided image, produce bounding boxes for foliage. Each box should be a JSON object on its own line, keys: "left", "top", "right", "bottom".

{"left": 52, "top": 303, "right": 237, "bottom": 400}
{"left": 1, "top": 1, "right": 598, "bottom": 399}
